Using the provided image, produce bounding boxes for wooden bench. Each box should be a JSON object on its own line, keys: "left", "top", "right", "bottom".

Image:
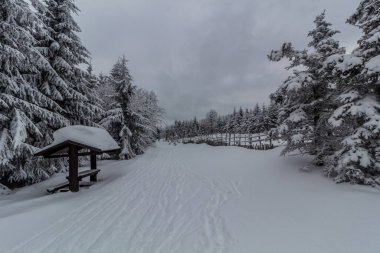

{"left": 47, "top": 182, "right": 70, "bottom": 194}
{"left": 47, "top": 180, "right": 97, "bottom": 194}
{"left": 47, "top": 169, "right": 101, "bottom": 194}
{"left": 66, "top": 169, "right": 101, "bottom": 182}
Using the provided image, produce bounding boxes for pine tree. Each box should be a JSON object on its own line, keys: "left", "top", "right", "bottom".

{"left": 241, "top": 108, "right": 250, "bottom": 133}
{"left": 249, "top": 103, "right": 261, "bottom": 133}
{"left": 101, "top": 56, "right": 135, "bottom": 159}
{"left": 265, "top": 102, "right": 279, "bottom": 131}
{"left": 205, "top": 110, "right": 218, "bottom": 134}
{"left": 325, "top": 0, "right": 380, "bottom": 185}
{"left": 38, "top": 0, "right": 102, "bottom": 125}
{"left": 96, "top": 73, "right": 115, "bottom": 111}
{"left": 0, "top": 0, "right": 68, "bottom": 186}
{"left": 216, "top": 116, "right": 224, "bottom": 135}
{"left": 224, "top": 111, "right": 234, "bottom": 135}
{"left": 232, "top": 107, "right": 243, "bottom": 134}
{"left": 84, "top": 63, "right": 103, "bottom": 122}
{"left": 192, "top": 117, "right": 199, "bottom": 137}
{"left": 129, "top": 89, "right": 163, "bottom": 152}
{"left": 269, "top": 11, "right": 345, "bottom": 161}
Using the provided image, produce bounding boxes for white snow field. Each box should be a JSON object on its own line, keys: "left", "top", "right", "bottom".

{"left": 0, "top": 142, "right": 379, "bottom": 253}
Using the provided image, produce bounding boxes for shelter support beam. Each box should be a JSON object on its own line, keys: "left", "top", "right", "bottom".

{"left": 68, "top": 145, "right": 79, "bottom": 192}
{"left": 90, "top": 152, "right": 97, "bottom": 182}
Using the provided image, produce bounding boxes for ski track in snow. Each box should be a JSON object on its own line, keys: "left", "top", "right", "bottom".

{"left": 9, "top": 145, "right": 236, "bottom": 253}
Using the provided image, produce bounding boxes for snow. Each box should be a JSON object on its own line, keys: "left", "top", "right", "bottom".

{"left": 1, "top": 142, "right": 380, "bottom": 253}
{"left": 37, "top": 125, "right": 120, "bottom": 153}
{"left": 329, "top": 95, "right": 380, "bottom": 128}
{"left": 288, "top": 108, "right": 307, "bottom": 123}
{"left": 365, "top": 55, "right": 380, "bottom": 73}
{"left": 283, "top": 72, "right": 312, "bottom": 91}
{"left": 347, "top": 96, "right": 380, "bottom": 118}
{"left": 366, "top": 31, "right": 380, "bottom": 43}
{"left": 337, "top": 90, "right": 359, "bottom": 103}
{"left": 291, "top": 133, "right": 304, "bottom": 143}
{"left": 23, "top": 0, "right": 37, "bottom": 13}
{"left": 0, "top": 184, "right": 11, "bottom": 195}
{"left": 324, "top": 54, "right": 363, "bottom": 72}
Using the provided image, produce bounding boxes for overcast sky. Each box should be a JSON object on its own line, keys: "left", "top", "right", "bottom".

{"left": 76, "top": 0, "right": 361, "bottom": 124}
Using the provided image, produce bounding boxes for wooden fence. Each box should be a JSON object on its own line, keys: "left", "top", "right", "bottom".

{"left": 174, "top": 133, "right": 278, "bottom": 150}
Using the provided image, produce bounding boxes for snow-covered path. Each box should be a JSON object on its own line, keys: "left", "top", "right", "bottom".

{"left": 0, "top": 142, "right": 380, "bottom": 253}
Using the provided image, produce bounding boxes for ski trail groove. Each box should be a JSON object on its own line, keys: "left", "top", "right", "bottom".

{"left": 9, "top": 144, "right": 236, "bottom": 253}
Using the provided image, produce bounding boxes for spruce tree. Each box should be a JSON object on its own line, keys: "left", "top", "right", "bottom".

{"left": 241, "top": 108, "right": 250, "bottom": 133}
{"left": 39, "top": 0, "right": 102, "bottom": 125}
{"left": 265, "top": 102, "right": 279, "bottom": 132}
{"left": 192, "top": 117, "right": 199, "bottom": 137}
{"left": 129, "top": 88, "right": 163, "bottom": 152}
{"left": 325, "top": 0, "right": 380, "bottom": 184}
{"left": 269, "top": 11, "right": 345, "bottom": 161}
{"left": 205, "top": 110, "right": 218, "bottom": 134}
{"left": 0, "top": 0, "right": 68, "bottom": 185}
{"left": 105, "top": 56, "right": 135, "bottom": 159}
{"left": 233, "top": 107, "right": 243, "bottom": 134}
{"left": 250, "top": 103, "right": 261, "bottom": 133}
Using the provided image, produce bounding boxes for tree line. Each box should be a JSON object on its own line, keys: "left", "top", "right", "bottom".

{"left": 166, "top": 1, "right": 380, "bottom": 186}
{"left": 164, "top": 104, "right": 278, "bottom": 141}
{"left": 0, "top": 0, "right": 162, "bottom": 188}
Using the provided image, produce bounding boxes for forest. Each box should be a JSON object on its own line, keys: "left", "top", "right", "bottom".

{"left": 0, "top": 0, "right": 379, "bottom": 189}
{"left": 0, "top": 0, "right": 163, "bottom": 188}
{"left": 165, "top": 9, "right": 380, "bottom": 186}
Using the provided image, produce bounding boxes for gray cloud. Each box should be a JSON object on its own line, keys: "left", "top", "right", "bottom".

{"left": 76, "top": 0, "right": 361, "bottom": 123}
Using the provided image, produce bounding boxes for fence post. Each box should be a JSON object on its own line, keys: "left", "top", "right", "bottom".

{"left": 259, "top": 135, "right": 262, "bottom": 149}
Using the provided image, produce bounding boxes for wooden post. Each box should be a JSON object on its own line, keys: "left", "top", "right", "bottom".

{"left": 68, "top": 145, "right": 79, "bottom": 192}
{"left": 90, "top": 151, "right": 97, "bottom": 182}
{"left": 259, "top": 135, "right": 262, "bottom": 149}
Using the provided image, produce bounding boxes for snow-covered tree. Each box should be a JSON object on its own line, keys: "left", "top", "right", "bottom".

{"left": 324, "top": 1, "right": 380, "bottom": 185}
{"left": 37, "top": 0, "right": 102, "bottom": 125}
{"left": 232, "top": 107, "right": 243, "bottom": 134}
{"left": 240, "top": 109, "right": 250, "bottom": 133}
{"left": 263, "top": 103, "right": 278, "bottom": 132}
{"left": 96, "top": 73, "right": 115, "bottom": 111}
{"left": 130, "top": 88, "right": 164, "bottom": 153}
{"left": 224, "top": 112, "right": 234, "bottom": 134}
{"left": 100, "top": 56, "right": 163, "bottom": 158}
{"left": 119, "top": 125, "right": 133, "bottom": 160}
{"left": 269, "top": 11, "right": 345, "bottom": 162}
{"left": 192, "top": 117, "right": 199, "bottom": 137}
{"left": 101, "top": 56, "right": 135, "bottom": 158}
{"left": 0, "top": 0, "right": 69, "bottom": 186}
{"left": 247, "top": 103, "right": 261, "bottom": 133}
{"left": 205, "top": 110, "right": 218, "bottom": 134}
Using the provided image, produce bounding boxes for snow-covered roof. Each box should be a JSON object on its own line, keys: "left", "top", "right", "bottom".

{"left": 35, "top": 126, "right": 120, "bottom": 156}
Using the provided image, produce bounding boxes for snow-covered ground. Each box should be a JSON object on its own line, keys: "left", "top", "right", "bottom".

{"left": 0, "top": 142, "right": 379, "bottom": 253}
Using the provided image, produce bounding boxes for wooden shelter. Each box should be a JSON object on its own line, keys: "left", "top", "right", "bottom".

{"left": 34, "top": 126, "right": 120, "bottom": 193}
